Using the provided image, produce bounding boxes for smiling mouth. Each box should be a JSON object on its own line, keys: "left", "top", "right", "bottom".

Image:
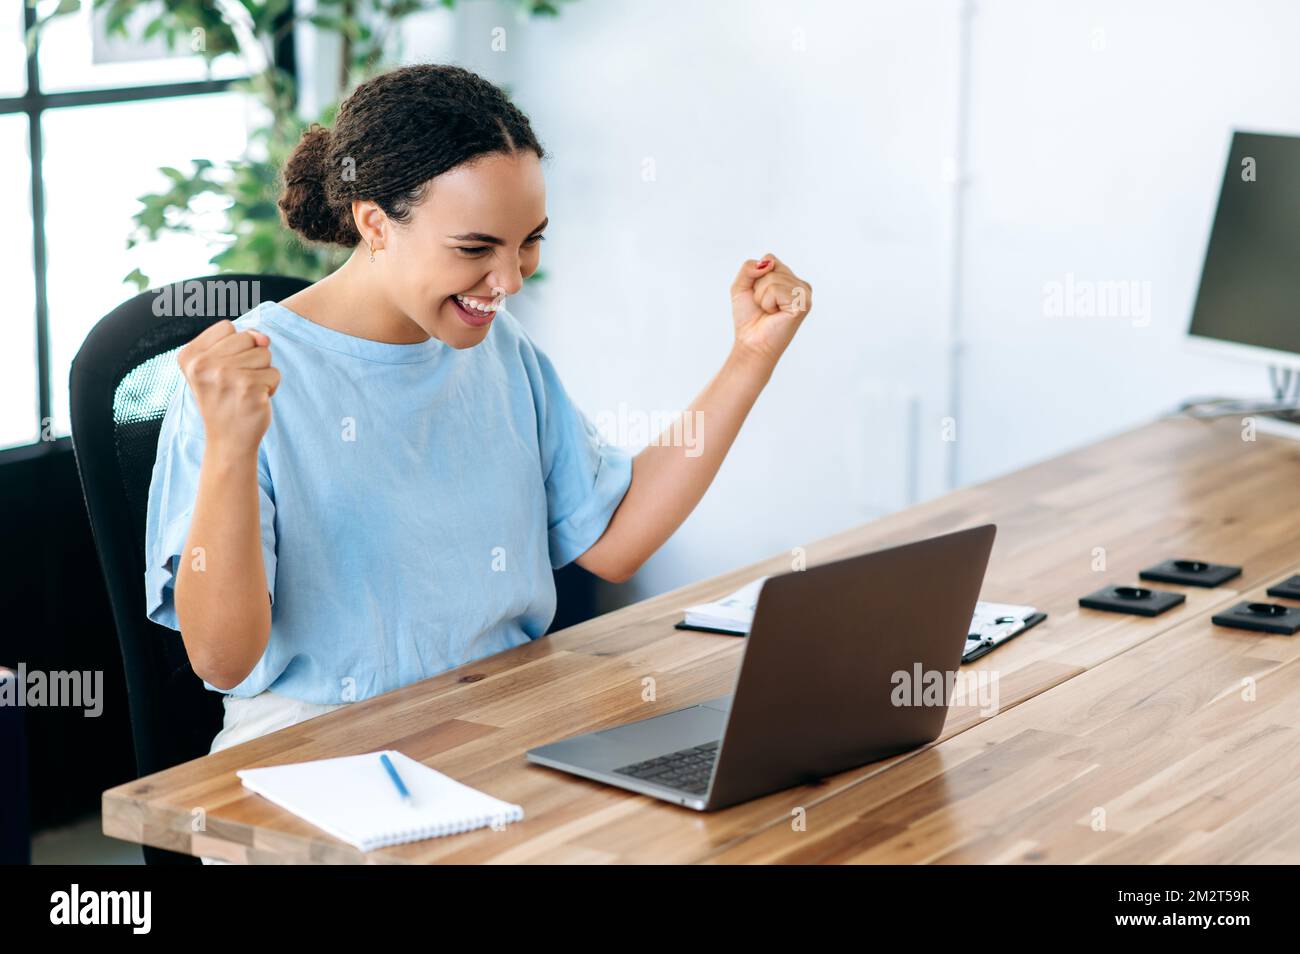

{"left": 453, "top": 293, "right": 502, "bottom": 314}
{"left": 449, "top": 293, "right": 501, "bottom": 327}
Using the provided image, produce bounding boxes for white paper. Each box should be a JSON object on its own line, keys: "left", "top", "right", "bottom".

{"left": 237, "top": 749, "right": 523, "bottom": 852}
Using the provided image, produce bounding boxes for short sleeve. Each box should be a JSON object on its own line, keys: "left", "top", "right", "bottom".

{"left": 143, "top": 380, "right": 278, "bottom": 631}
{"left": 528, "top": 340, "right": 633, "bottom": 571}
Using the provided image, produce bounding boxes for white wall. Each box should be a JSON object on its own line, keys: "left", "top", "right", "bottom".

{"left": 384, "top": 0, "right": 1296, "bottom": 607}
{"left": 411, "top": 0, "right": 962, "bottom": 608}
{"left": 958, "top": 0, "right": 1299, "bottom": 483}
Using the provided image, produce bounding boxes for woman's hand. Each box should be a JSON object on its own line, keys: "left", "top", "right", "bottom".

{"left": 729, "top": 253, "right": 814, "bottom": 373}
{"left": 178, "top": 320, "right": 281, "bottom": 459}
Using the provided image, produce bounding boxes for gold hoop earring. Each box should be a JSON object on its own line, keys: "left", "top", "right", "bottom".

{"left": 368, "top": 242, "right": 375, "bottom": 263}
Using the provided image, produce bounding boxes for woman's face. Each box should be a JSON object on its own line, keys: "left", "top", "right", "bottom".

{"left": 366, "top": 149, "right": 548, "bottom": 349}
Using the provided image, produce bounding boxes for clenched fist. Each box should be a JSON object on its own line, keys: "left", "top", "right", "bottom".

{"left": 177, "top": 320, "right": 281, "bottom": 458}
{"left": 729, "top": 253, "right": 814, "bottom": 371}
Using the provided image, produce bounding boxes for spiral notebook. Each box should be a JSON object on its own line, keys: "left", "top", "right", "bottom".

{"left": 237, "top": 749, "right": 524, "bottom": 852}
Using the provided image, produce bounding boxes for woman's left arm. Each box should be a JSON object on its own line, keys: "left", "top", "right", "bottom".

{"left": 576, "top": 253, "right": 813, "bottom": 583}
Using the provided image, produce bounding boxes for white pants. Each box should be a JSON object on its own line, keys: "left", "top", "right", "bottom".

{"left": 200, "top": 690, "right": 350, "bottom": 865}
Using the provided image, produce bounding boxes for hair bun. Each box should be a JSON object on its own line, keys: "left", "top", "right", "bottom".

{"left": 277, "top": 123, "right": 360, "bottom": 247}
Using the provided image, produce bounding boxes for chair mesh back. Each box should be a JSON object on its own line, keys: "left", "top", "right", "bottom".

{"left": 114, "top": 343, "right": 190, "bottom": 559}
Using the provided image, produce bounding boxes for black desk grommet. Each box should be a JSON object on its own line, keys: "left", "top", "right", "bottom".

{"left": 1265, "top": 575, "right": 1300, "bottom": 601}
{"left": 1211, "top": 601, "right": 1300, "bottom": 635}
{"left": 1079, "top": 584, "right": 1186, "bottom": 617}
{"left": 1139, "top": 559, "right": 1242, "bottom": 588}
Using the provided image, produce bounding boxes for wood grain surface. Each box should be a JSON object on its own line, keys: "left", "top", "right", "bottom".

{"left": 102, "top": 414, "right": 1300, "bottom": 863}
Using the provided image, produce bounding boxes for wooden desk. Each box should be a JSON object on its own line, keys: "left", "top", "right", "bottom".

{"left": 103, "top": 415, "right": 1300, "bottom": 863}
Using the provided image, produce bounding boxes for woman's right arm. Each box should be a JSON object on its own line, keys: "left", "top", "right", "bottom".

{"left": 171, "top": 320, "right": 281, "bottom": 690}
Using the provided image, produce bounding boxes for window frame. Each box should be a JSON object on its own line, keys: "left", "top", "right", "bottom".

{"left": 0, "top": 1, "right": 294, "bottom": 462}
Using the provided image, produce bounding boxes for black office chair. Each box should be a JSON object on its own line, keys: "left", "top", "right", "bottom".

{"left": 69, "top": 274, "right": 310, "bottom": 866}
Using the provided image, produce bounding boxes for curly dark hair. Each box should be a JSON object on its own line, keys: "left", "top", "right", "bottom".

{"left": 277, "top": 63, "right": 546, "bottom": 248}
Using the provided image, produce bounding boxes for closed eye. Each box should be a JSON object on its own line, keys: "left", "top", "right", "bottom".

{"left": 456, "top": 235, "right": 546, "bottom": 257}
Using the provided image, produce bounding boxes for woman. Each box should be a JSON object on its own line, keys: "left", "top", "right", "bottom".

{"left": 144, "top": 62, "right": 813, "bottom": 774}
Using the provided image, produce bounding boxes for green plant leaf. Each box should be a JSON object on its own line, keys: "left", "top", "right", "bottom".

{"left": 85, "top": 0, "right": 580, "bottom": 283}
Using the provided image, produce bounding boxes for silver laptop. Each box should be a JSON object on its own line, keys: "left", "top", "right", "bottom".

{"left": 525, "top": 524, "right": 997, "bottom": 811}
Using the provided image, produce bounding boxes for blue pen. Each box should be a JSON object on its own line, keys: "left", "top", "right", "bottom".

{"left": 380, "top": 752, "right": 412, "bottom": 805}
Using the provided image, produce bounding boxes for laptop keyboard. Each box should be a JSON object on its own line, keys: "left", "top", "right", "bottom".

{"left": 614, "top": 740, "right": 720, "bottom": 795}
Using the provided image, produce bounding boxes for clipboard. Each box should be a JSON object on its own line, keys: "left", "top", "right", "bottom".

{"left": 673, "top": 582, "right": 1048, "bottom": 662}
{"left": 675, "top": 608, "right": 1050, "bottom": 659}
{"left": 962, "top": 610, "right": 1047, "bottom": 663}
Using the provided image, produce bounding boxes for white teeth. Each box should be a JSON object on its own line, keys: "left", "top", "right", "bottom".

{"left": 455, "top": 294, "right": 499, "bottom": 313}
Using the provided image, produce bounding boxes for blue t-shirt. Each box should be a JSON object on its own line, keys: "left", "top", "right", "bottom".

{"left": 143, "top": 300, "right": 633, "bottom": 704}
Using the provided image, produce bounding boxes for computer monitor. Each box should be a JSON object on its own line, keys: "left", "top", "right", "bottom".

{"left": 1187, "top": 130, "right": 1300, "bottom": 372}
